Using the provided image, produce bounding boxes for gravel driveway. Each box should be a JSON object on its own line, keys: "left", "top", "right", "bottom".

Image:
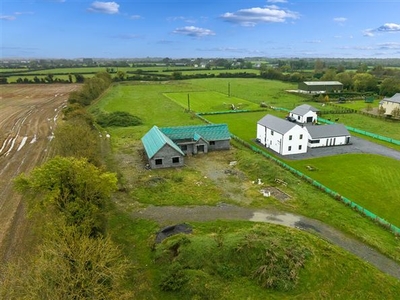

{"left": 282, "top": 136, "right": 400, "bottom": 161}
{"left": 131, "top": 204, "right": 400, "bottom": 281}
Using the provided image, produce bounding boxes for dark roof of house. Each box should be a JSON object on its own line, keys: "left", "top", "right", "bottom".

{"left": 141, "top": 126, "right": 184, "bottom": 159}
{"left": 306, "top": 124, "right": 350, "bottom": 139}
{"left": 382, "top": 93, "right": 400, "bottom": 104}
{"left": 160, "top": 124, "right": 231, "bottom": 141}
{"left": 303, "top": 81, "right": 343, "bottom": 86}
{"left": 290, "top": 104, "right": 319, "bottom": 116}
{"left": 257, "top": 114, "right": 300, "bottom": 134}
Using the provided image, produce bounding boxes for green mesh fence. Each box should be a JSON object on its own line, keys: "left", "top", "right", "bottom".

{"left": 230, "top": 134, "right": 400, "bottom": 236}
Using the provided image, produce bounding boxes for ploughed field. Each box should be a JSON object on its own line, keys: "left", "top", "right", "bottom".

{"left": 0, "top": 84, "right": 79, "bottom": 261}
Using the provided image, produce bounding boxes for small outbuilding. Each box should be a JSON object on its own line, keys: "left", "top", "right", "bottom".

{"left": 298, "top": 81, "right": 343, "bottom": 94}
{"left": 288, "top": 104, "right": 319, "bottom": 124}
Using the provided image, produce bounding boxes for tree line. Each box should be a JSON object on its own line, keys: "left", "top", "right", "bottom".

{"left": 0, "top": 72, "right": 133, "bottom": 299}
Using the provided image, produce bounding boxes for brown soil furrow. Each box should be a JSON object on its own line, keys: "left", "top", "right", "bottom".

{"left": 0, "top": 84, "right": 80, "bottom": 263}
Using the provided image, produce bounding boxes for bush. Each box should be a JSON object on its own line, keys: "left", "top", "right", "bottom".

{"left": 96, "top": 111, "right": 142, "bottom": 127}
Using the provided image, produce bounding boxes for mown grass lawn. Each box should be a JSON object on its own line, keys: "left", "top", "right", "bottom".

{"left": 290, "top": 154, "right": 400, "bottom": 227}
{"left": 164, "top": 91, "right": 260, "bottom": 112}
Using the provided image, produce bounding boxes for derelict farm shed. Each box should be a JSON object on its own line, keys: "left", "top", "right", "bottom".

{"left": 160, "top": 123, "right": 231, "bottom": 155}
{"left": 141, "top": 126, "right": 185, "bottom": 169}
{"left": 142, "top": 124, "right": 231, "bottom": 169}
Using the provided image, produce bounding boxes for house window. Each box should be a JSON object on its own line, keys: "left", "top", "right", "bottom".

{"left": 180, "top": 145, "right": 187, "bottom": 151}
{"left": 172, "top": 157, "right": 180, "bottom": 164}
{"left": 155, "top": 159, "right": 163, "bottom": 165}
{"left": 288, "top": 146, "right": 292, "bottom": 151}
{"left": 271, "top": 130, "right": 274, "bottom": 136}
{"left": 289, "top": 135, "right": 292, "bottom": 140}
{"left": 309, "top": 139, "right": 320, "bottom": 144}
{"left": 300, "top": 134, "right": 303, "bottom": 140}
{"left": 210, "top": 141, "right": 215, "bottom": 145}
{"left": 297, "top": 116, "right": 300, "bottom": 120}
{"left": 299, "top": 145, "right": 302, "bottom": 150}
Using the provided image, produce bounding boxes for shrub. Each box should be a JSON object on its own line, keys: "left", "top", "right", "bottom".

{"left": 96, "top": 111, "right": 142, "bottom": 127}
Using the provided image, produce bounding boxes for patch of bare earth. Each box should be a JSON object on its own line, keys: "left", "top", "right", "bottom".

{"left": 0, "top": 84, "right": 80, "bottom": 265}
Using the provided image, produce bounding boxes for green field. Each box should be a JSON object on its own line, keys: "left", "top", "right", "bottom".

{"left": 164, "top": 91, "right": 261, "bottom": 112}
{"left": 91, "top": 80, "right": 400, "bottom": 298}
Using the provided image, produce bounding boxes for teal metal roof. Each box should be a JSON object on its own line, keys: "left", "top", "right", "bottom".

{"left": 141, "top": 126, "right": 184, "bottom": 159}
{"left": 160, "top": 124, "right": 231, "bottom": 142}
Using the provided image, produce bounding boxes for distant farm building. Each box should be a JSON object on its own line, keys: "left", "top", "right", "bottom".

{"left": 142, "top": 124, "right": 231, "bottom": 169}
{"left": 298, "top": 81, "right": 343, "bottom": 94}
{"left": 379, "top": 93, "right": 400, "bottom": 116}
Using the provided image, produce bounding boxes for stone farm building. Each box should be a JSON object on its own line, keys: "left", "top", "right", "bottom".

{"left": 379, "top": 93, "right": 400, "bottom": 117}
{"left": 298, "top": 81, "right": 343, "bottom": 94}
{"left": 142, "top": 124, "right": 231, "bottom": 169}
{"left": 257, "top": 105, "right": 351, "bottom": 156}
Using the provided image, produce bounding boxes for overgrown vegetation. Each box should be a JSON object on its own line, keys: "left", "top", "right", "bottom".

{"left": 96, "top": 111, "right": 142, "bottom": 127}
{"left": 156, "top": 226, "right": 310, "bottom": 295}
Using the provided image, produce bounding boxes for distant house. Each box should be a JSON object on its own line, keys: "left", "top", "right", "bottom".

{"left": 379, "top": 93, "right": 400, "bottom": 116}
{"left": 142, "top": 124, "right": 231, "bottom": 169}
{"left": 304, "top": 124, "right": 351, "bottom": 148}
{"left": 289, "top": 104, "right": 319, "bottom": 124}
{"left": 141, "top": 126, "right": 185, "bottom": 169}
{"left": 298, "top": 81, "right": 343, "bottom": 94}
{"left": 257, "top": 114, "right": 308, "bottom": 155}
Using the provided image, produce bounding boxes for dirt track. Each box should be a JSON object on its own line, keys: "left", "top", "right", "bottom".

{"left": 0, "top": 84, "right": 79, "bottom": 262}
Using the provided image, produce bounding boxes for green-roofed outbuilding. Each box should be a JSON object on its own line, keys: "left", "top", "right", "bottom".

{"left": 141, "top": 126, "right": 185, "bottom": 169}
{"left": 141, "top": 124, "right": 231, "bottom": 169}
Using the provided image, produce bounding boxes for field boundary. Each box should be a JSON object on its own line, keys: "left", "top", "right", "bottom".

{"left": 196, "top": 112, "right": 400, "bottom": 236}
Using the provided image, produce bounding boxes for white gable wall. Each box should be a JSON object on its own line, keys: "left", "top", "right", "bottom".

{"left": 380, "top": 101, "right": 400, "bottom": 115}
{"left": 290, "top": 110, "right": 318, "bottom": 124}
{"left": 257, "top": 124, "right": 308, "bottom": 155}
{"left": 281, "top": 127, "right": 308, "bottom": 155}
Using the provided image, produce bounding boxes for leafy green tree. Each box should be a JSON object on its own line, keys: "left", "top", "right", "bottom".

{"left": 353, "top": 73, "right": 378, "bottom": 92}
{"left": 14, "top": 156, "right": 117, "bottom": 236}
{"left": 0, "top": 227, "right": 132, "bottom": 300}
{"left": 53, "top": 119, "right": 100, "bottom": 165}
{"left": 74, "top": 74, "right": 85, "bottom": 83}
{"left": 335, "top": 71, "right": 353, "bottom": 90}
{"left": 321, "top": 68, "right": 337, "bottom": 81}
{"left": 380, "top": 77, "right": 400, "bottom": 96}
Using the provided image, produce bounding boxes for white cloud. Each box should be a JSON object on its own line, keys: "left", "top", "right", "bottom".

{"left": 220, "top": 6, "right": 299, "bottom": 26}
{"left": 173, "top": 26, "right": 215, "bottom": 37}
{"left": 333, "top": 17, "right": 347, "bottom": 23}
{"left": 377, "top": 23, "right": 400, "bottom": 32}
{"left": 0, "top": 15, "right": 16, "bottom": 21}
{"left": 88, "top": 1, "right": 119, "bottom": 14}
{"left": 130, "top": 15, "right": 141, "bottom": 20}
{"left": 364, "top": 23, "right": 400, "bottom": 37}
